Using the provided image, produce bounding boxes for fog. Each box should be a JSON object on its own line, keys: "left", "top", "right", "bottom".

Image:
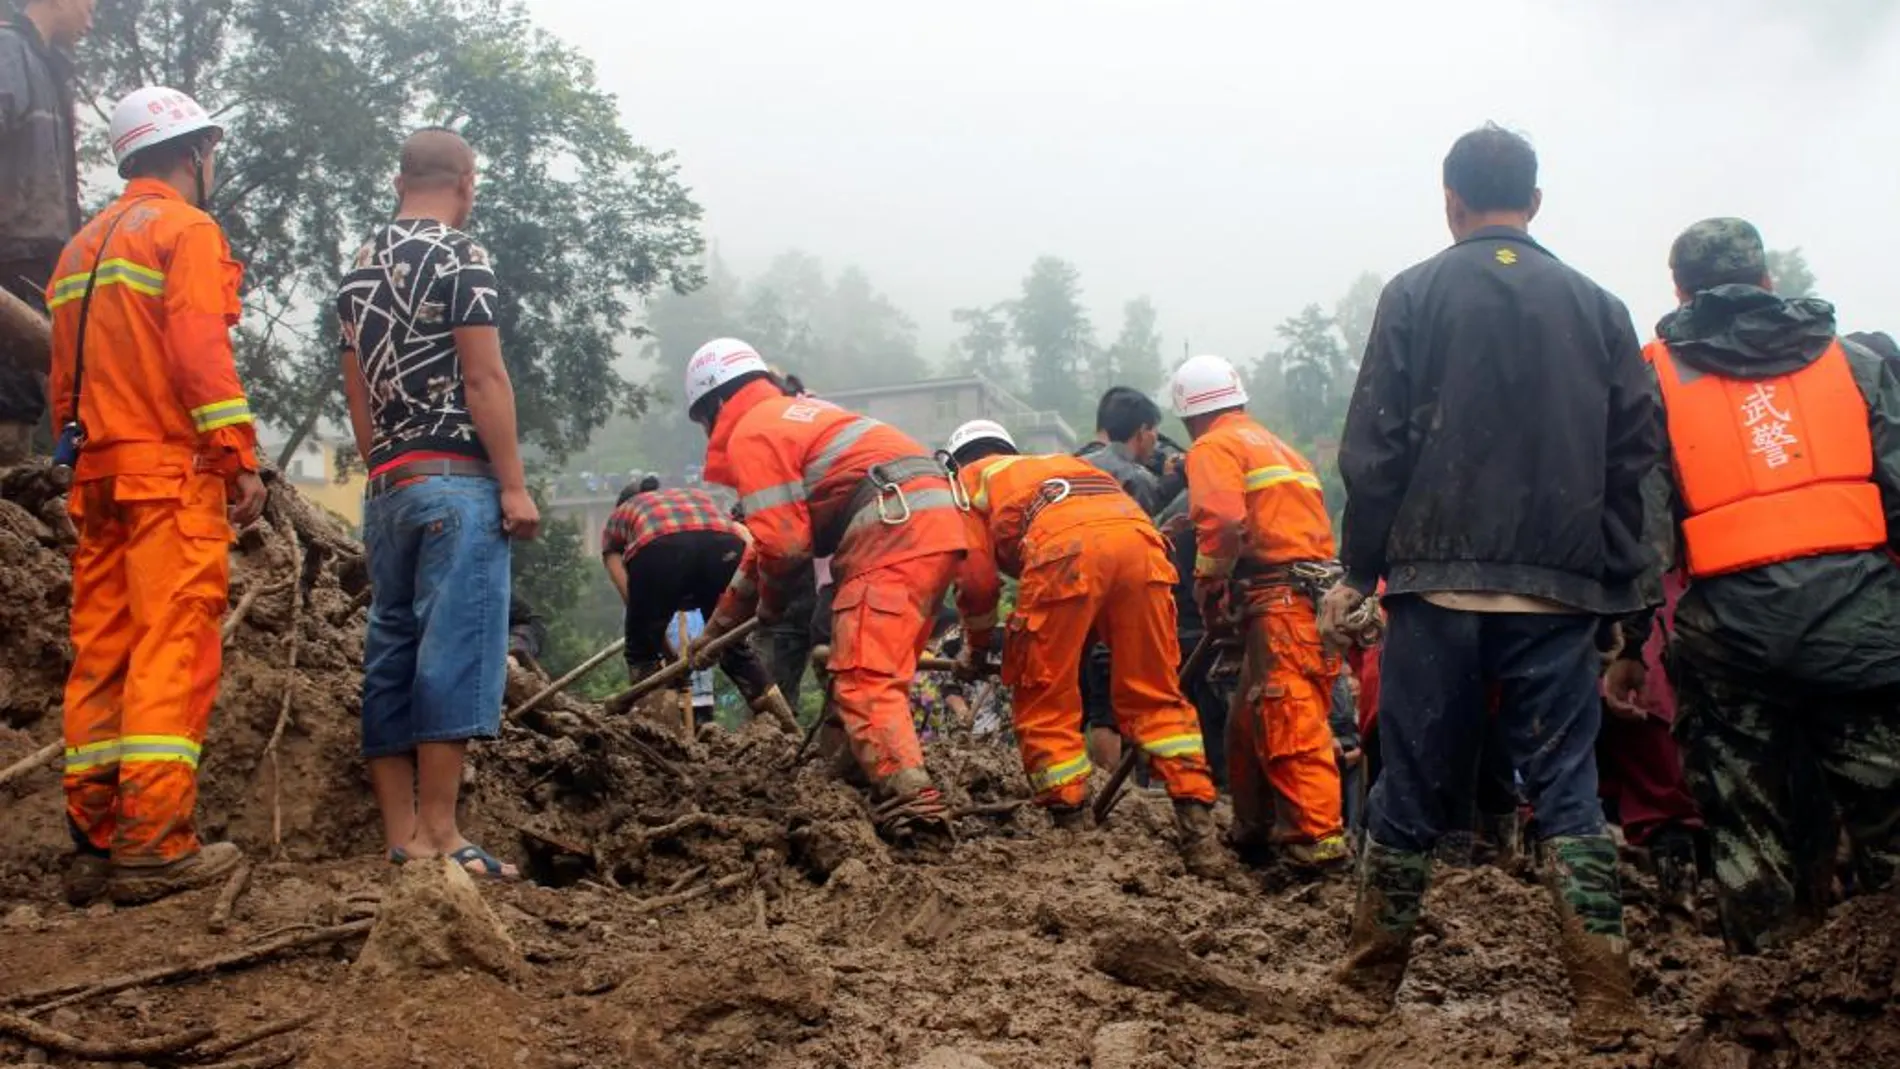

{"left": 530, "top": 0, "right": 1900, "bottom": 368}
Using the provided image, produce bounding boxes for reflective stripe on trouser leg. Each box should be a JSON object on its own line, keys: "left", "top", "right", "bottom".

{"left": 826, "top": 552, "right": 958, "bottom": 784}
{"left": 113, "top": 485, "right": 231, "bottom": 865}
{"left": 1004, "top": 550, "right": 1102, "bottom": 810}
{"left": 1092, "top": 523, "right": 1216, "bottom": 805}
{"left": 62, "top": 479, "right": 132, "bottom": 855}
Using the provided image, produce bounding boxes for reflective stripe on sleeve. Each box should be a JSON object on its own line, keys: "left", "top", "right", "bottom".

{"left": 804, "top": 418, "right": 881, "bottom": 490}
{"left": 739, "top": 480, "right": 807, "bottom": 516}
{"left": 190, "top": 397, "right": 253, "bottom": 433}
{"left": 1195, "top": 552, "right": 1237, "bottom": 578}
{"left": 1243, "top": 466, "right": 1321, "bottom": 493}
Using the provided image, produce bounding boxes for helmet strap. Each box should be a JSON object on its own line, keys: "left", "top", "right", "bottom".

{"left": 190, "top": 146, "right": 208, "bottom": 209}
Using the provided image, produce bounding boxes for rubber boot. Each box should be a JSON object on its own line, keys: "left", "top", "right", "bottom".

{"left": 1048, "top": 804, "right": 1090, "bottom": 831}
{"left": 1648, "top": 825, "right": 1699, "bottom": 923}
{"left": 1543, "top": 835, "right": 1642, "bottom": 1050}
{"left": 1333, "top": 836, "right": 1431, "bottom": 1009}
{"left": 1173, "top": 800, "right": 1233, "bottom": 880}
{"left": 748, "top": 684, "right": 801, "bottom": 734}
{"left": 1284, "top": 831, "right": 1354, "bottom": 873}
{"left": 1478, "top": 809, "right": 1524, "bottom": 872}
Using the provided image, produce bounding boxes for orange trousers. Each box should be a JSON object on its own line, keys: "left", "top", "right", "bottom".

{"left": 1004, "top": 522, "right": 1216, "bottom": 809}
{"left": 827, "top": 550, "right": 959, "bottom": 785}
{"left": 62, "top": 472, "right": 231, "bottom": 866}
{"left": 1228, "top": 584, "right": 1344, "bottom": 844}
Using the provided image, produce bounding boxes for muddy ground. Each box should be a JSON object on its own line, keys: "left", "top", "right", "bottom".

{"left": 0, "top": 466, "right": 1893, "bottom": 1068}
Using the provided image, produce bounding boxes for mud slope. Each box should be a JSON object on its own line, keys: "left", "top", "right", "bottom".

{"left": 0, "top": 465, "right": 1870, "bottom": 1068}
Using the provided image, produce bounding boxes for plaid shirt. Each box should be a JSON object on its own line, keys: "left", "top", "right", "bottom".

{"left": 601, "top": 488, "right": 742, "bottom": 560}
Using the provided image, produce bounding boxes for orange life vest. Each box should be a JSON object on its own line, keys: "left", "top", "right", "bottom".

{"left": 1645, "top": 337, "right": 1886, "bottom": 578}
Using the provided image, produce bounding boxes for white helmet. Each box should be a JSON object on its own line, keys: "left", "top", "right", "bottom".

{"left": 946, "top": 419, "right": 1017, "bottom": 460}
{"left": 110, "top": 87, "right": 223, "bottom": 177}
{"left": 1169, "top": 354, "right": 1249, "bottom": 418}
{"left": 684, "top": 337, "right": 769, "bottom": 413}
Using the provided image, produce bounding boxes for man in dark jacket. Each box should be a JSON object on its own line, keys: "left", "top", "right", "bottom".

{"left": 1326, "top": 123, "right": 1658, "bottom": 1049}
{"left": 0, "top": 0, "right": 88, "bottom": 462}
{"left": 1628, "top": 218, "right": 1900, "bottom": 955}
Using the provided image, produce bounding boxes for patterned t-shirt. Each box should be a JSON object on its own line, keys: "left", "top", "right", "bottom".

{"left": 335, "top": 218, "right": 502, "bottom": 468}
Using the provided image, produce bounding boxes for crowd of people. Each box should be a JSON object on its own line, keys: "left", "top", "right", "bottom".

{"left": 8, "top": 0, "right": 1899, "bottom": 1049}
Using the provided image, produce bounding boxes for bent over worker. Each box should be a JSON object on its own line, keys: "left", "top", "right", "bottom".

{"left": 599, "top": 476, "right": 796, "bottom": 730}
{"left": 1636, "top": 218, "right": 1900, "bottom": 954}
{"left": 943, "top": 420, "right": 1227, "bottom": 878}
{"left": 687, "top": 338, "right": 966, "bottom": 841}
{"left": 1170, "top": 354, "right": 1349, "bottom": 870}
{"left": 50, "top": 87, "right": 263, "bottom": 907}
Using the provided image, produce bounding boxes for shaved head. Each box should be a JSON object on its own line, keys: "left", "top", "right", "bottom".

{"left": 398, "top": 127, "right": 474, "bottom": 192}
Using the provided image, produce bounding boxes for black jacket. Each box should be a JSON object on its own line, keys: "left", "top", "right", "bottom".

{"left": 1339, "top": 226, "right": 1659, "bottom": 613}
{"left": 1650, "top": 287, "right": 1900, "bottom": 691}
{"left": 1075, "top": 440, "right": 1164, "bottom": 515}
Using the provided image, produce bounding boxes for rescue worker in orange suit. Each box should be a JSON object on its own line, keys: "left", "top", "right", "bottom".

{"left": 943, "top": 420, "right": 1228, "bottom": 878}
{"left": 686, "top": 338, "right": 967, "bottom": 842}
{"left": 48, "top": 87, "right": 264, "bottom": 907}
{"left": 1618, "top": 218, "right": 1900, "bottom": 954}
{"left": 1170, "top": 354, "right": 1351, "bottom": 870}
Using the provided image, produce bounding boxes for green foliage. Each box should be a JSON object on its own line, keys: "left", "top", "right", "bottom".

{"left": 1277, "top": 304, "right": 1350, "bottom": 445}
{"left": 82, "top": 0, "right": 705, "bottom": 465}
{"left": 506, "top": 489, "right": 621, "bottom": 688}
{"left": 1105, "top": 297, "right": 1166, "bottom": 395}
{"left": 1766, "top": 247, "right": 1817, "bottom": 299}
{"left": 948, "top": 303, "right": 1016, "bottom": 387}
{"left": 1011, "top": 256, "right": 1096, "bottom": 423}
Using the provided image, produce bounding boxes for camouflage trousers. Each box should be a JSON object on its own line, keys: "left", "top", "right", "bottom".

{"left": 1673, "top": 659, "right": 1900, "bottom": 954}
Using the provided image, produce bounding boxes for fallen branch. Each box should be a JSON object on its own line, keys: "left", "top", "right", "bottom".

{"left": 950, "top": 799, "right": 1029, "bottom": 820}
{"left": 604, "top": 618, "right": 760, "bottom": 713}
{"left": 11, "top": 918, "right": 373, "bottom": 1015}
{"left": 206, "top": 860, "right": 254, "bottom": 934}
{"left": 0, "top": 1012, "right": 211, "bottom": 1060}
{"left": 263, "top": 528, "right": 304, "bottom": 856}
{"left": 625, "top": 872, "right": 751, "bottom": 917}
{"left": 218, "top": 575, "right": 292, "bottom": 646}
{"left": 1091, "top": 926, "right": 1296, "bottom": 1022}
{"left": 189, "top": 1012, "right": 318, "bottom": 1059}
{"left": 0, "top": 741, "right": 60, "bottom": 790}
{"left": 636, "top": 812, "right": 723, "bottom": 844}
{"left": 506, "top": 637, "right": 627, "bottom": 722}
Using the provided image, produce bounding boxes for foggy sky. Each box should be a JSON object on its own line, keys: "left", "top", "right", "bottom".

{"left": 531, "top": 0, "right": 1900, "bottom": 378}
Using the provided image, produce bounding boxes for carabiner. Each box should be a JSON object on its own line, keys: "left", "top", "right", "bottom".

{"left": 878, "top": 483, "right": 912, "bottom": 525}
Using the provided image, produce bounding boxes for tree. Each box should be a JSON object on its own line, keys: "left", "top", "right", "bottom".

{"left": 949, "top": 304, "right": 1016, "bottom": 386}
{"left": 1766, "top": 248, "right": 1817, "bottom": 299}
{"left": 815, "top": 266, "right": 924, "bottom": 388}
{"left": 1104, "top": 297, "right": 1165, "bottom": 395}
{"left": 1010, "top": 256, "right": 1094, "bottom": 418}
{"left": 1276, "top": 305, "right": 1347, "bottom": 445}
{"left": 1334, "top": 272, "right": 1385, "bottom": 366}
{"left": 630, "top": 255, "right": 741, "bottom": 481}
{"left": 82, "top": 0, "right": 706, "bottom": 466}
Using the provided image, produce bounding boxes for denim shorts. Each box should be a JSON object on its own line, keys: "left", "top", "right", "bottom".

{"left": 360, "top": 475, "right": 511, "bottom": 757}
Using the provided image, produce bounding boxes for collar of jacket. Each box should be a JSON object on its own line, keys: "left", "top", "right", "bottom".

{"left": 122, "top": 177, "right": 189, "bottom": 205}
{"left": 1657, "top": 284, "right": 1837, "bottom": 379}
{"left": 1454, "top": 224, "right": 1549, "bottom": 256}
{"left": 1204, "top": 409, "right": 1252, "bottom": 437}
{"left": 702, "top": 376, "right": 785, "bottom": 488}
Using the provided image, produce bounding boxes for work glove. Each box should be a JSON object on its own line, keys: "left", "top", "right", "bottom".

{"left": 1195, "top": 578, "right": 1239, "bottom": 636}
{"left": 952, "top": 644, "right": 985, "bottom": 683}
{"left": 1317, "top": 584, "right": 1368, "bottom": 647}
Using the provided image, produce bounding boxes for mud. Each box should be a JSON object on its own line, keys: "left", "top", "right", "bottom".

{"left": 0, "top": 463, "right": 1884, "bottom": 1067}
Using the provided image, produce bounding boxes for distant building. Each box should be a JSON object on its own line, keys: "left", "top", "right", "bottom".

{"left": 821, "top": 373, "right": 1078, "bottom": 455}
{"left": 544, "top": 374, "right": 1075, "bottom": 555}
{"left": 256, "top": 423, "right": 366, "bottom": 528}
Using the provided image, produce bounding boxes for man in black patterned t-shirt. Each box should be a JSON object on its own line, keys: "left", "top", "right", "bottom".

{"left": 336, "top": 127, "right": 537, "bottom": 881}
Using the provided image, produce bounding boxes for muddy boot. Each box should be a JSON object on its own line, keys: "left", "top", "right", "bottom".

{"left": 1434, "top": 828, "right": 1477, "bottom": 868}
{"left": 1333, "top": 836, "right": 1431, "bottom": 1010}
{"left": 1048, "top": 804, "right": 1090, "bottom": 831}
{"left": 1173, "top": 801, "right": 1233, "bottom": 880}
{"left": 62, "top": 852, "right": 112, "bottom": 907}
{"left": 1477, "top": 809, "right": 1524, "bottom": 872}
{"left": 1284, "top": 831, "right": 1354, "bottom": 874}
{"left": 872, "top": 767, "right": 954, "bottom": 846}
{"left": 748, "top": 685, "right": 800, "bottom": 734}
{"left": 0, "top": 421, "right": 30, "bottom": 467}
{"left": 110, "top": 842, "right": 244, "bottom": 906}
{"left": 1648, "top": 826, "right": 1699, "bottom": 923}
{"left": 1543, "top": 835, "right": 1642, "bottom": 1050}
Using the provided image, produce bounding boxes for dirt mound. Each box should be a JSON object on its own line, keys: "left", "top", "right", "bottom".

{"left": 0, "top": 462, "right": 1869, "bottom": 1068}
{"left": 1671, "top": 893, "right": 1900, "bottom": 1068}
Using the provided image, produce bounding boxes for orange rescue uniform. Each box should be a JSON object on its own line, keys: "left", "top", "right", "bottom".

{"left": 954, "top": 454, "right": 1215, "bottom": 809}
{"left": 1645, "top": 338, "right": 1886, "bottom": 577}
{"left": 1186, "top": 410, "right": 1343, "bottom": 846}
{"left": 707, "top": 379, "right": 965, "bottom": 785}
{"left": 47, "top": 179, "right": 256, "bottom": 866}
